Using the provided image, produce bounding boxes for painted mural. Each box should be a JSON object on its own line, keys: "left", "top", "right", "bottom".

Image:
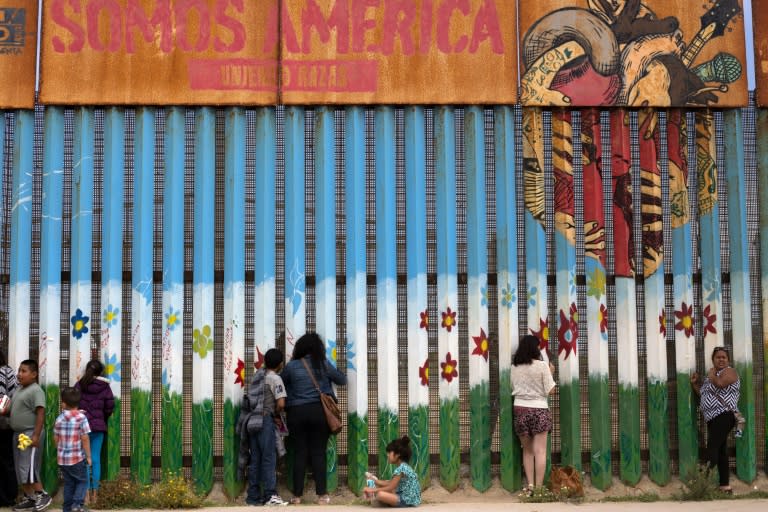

{"left": 519, "top": 0, "right": 747, "bottom": 107}
{"left": 0, "top": 1, "right": 36, "bottom": 108}
{"left": 755, "top": 1, "right": 768, "bottom": 106}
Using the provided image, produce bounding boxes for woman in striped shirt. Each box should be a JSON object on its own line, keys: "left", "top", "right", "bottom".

{"left": 690, "top": 346, "right": 740, "bottom": 494}
{"left": 0, "top": 349, "right": 18, "bottom": 506}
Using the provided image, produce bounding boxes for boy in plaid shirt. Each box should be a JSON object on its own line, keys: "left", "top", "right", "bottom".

{"left": 54, "top": 387, "right": 92, "bottom": 512}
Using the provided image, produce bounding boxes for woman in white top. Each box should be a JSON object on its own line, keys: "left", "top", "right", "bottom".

{"left": 510, "top": 334, "right": 556, "bottom": 492}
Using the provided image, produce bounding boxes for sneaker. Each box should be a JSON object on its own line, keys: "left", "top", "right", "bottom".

{"left": 264, "top": 495, "right": 288, "bottom": 507}
{"left": 72, "top": 507, "right": 90, "bottom": 512}
{"left": 34, "top": 492, "right": 52, "bottom": 512}
{"left": 12, "top": 496, "right": 36, "bottom": 511}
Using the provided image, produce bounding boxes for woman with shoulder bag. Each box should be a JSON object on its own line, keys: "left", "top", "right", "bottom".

{"left": 281, "top": 333, "right": 347, "bottom": 505}
{"left": 690, "top": 346, "right": 741, "bottom": 494}
{"left": 0, "top": 348, "right": 18, "bottom": 506}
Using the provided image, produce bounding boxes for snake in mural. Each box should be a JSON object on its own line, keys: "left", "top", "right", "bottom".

{"left": 521, "top": 0, "right": 743, "bottom": 107}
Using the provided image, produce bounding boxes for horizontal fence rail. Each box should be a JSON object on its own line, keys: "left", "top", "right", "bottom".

{"left": 0, "top": 102, "right": 766, "bottom": 495}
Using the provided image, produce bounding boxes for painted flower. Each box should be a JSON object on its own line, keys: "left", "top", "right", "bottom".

{"left": 702, "top": 304, "right": 717, "bottom": 335}
{"left": 419, "top": 358, "right": 429, "bottom": 386}
{"left": 192, "top": 325, "right": 213, "bottom": 359}
{"left": 254, "top": 346, "right": 264, "bottom": 370}
{"left": 103, "top": 304, "right": 119, "bottom": 328}
{"left": 326, "top": 339, "right": 337, "bottom": 363}
{"left": 528, "top": 286, "right": 537, "bottom": 306}
{"left": 165, "top": 307, "right": 181, "bottom": 331}
{"left": 472, "top": 328, "right": 490, "bottom": 361}
{"left": 441, "top": 307, "right": 457, "bottom": 332}
{"left": 599, "top": 304, "right": 608, "bottom": 336}
{"left": 659, "top": 310, "right": 666, "bottom": 338}
{"left": 419, "top": 310, "right": 428, "bottom": 330}
{"left": 587, "top": 267, "right": 606, "bottom": 300}
{"left": 71, "top": 309, "right": 90, "bottom": 339}
{"left": 234, "top": 358, "right": 246, "bottom": 387}
{"left": 530, "top": 318, "right": 549, "bottom": 356}
{"left": 675, "top": 302, "right": 695, "bottom": 338}
{"left": 103, "top": 353, "right": 121, "bottom": 382}
{"left": 481, "top": 285, "right": 488, "bottom": 307}
{"left": 500, "top": 284, "right": 516, "bottom": 309}
{"left": 440, "top": 352, "right": 458, "bottom": 383}
{"left": 346, "top": 342, "right": 356, "bottom": 371}
{"left": 557, "top": 305, "right": 578, "bottom": 360}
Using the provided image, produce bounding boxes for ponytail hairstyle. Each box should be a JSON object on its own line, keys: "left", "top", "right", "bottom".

{"left": 79, "top": 359, "right": 104, "bottom": 389}
{"left": 385, "top": 435, "right": 412, "bottom": 463}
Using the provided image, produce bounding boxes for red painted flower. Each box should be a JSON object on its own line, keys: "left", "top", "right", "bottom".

{"left": 419, "top": 358, "right": 429, "bottom": 386}
{"left": 530, "top": 318, "right": 549, "bottom": 356}
{"left": 254, "top": 347, "right": 264, "bottom": 370}
{"left": 441, "top": 307, "right": 457, "bottom": 332}
{"left": 599, "top": 304, "right": 608, "bottom": 334}
{"left": 234, "top": 358, "right": 246, "bottom": 387}
{"left": 472, "top": 328, "right": 490, "bottom": 361}
{"left": 420, "top": 310, "right": 429, "bottom": 330}
{"left": 440, "top": 352, "right": 458, "bottom": 383}
{"left": 675, "top": 302, "right": 695, "bottom": 338}
{"left": 702, "top": 304, "right": 717, "bottom": 335}
{"left": 557, "top": 305, "right": 578, "bottom": 360}
{"left": 659, "top": 310, "right": 666, "bottom": 338}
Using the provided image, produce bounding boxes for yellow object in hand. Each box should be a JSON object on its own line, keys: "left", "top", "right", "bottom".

{"left": 17, "top": 433, "right": 32, "bottom": 450}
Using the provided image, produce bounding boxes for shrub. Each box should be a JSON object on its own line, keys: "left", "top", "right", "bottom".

{"left": 602, "top": 492, "right": 661, "bottom": 502}
{"left": 675, "top": 463, "right": 727, "bottom": 501}
{"left": 93, "top": 473, "right": 204, "bottom": 509}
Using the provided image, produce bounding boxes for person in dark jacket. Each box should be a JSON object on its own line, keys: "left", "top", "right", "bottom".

{"left": 75, "top": 360, "right": 115, "bottom": 501}
{"left": 0, "top": 348, "right": 18, "bottom": 506}
{"left": 281, "top": 333, "right": 346, "bottom": 505}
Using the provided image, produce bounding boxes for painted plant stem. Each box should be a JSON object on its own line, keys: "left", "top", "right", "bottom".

{"left": 435, "top": 106, "right": 460, "bottom": 491}
{"left": 581, "top": 109, "right": 611, "bottom": 489}
{"left": 101, "top": 107, "right": 124, "bottom": 481}
{"left": 723, "top": 110, "right": 756, "bottom": 481}
{"left": 346, "top": 106, "right": 368, "bottom": 494}
{"left": 40, "top": 107, "right": 65, "bottom": 494}
{"left": 378, "top": 106, "right": 399, "bottom": 481}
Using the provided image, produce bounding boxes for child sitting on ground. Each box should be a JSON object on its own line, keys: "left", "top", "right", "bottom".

{"left": 363, "top": 436, "right": 421, "bottom": 507}
{"left": 54, "top": 387, "right": 92, "bottom": 512}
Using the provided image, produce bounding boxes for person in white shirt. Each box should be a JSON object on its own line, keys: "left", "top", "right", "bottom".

{"left": 510, "top": 335, "right": 556, "bottom": 493}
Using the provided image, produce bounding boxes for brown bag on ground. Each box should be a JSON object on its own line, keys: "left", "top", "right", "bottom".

{"left": 301, "top": 358, "right": 343, "bottom": 435}
{"left": 549, "top": 465, "right": 584, "bottom": 497}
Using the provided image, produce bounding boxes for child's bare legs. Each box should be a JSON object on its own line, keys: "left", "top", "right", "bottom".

{"left": 519, "top": 434, "right": 534, "bottom": 487}
{"left": 532, "top": 432, "right": 548, "bottom": 487}
{"left": 372, "top": 491, "right": 399, "bottom": 507}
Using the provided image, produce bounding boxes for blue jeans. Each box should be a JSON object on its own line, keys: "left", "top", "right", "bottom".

{"left": 89, "top": 432, "right": 104, "bottom": 490}
{"left": 246, "top": 415, "right": 276, "bottom": 504}
{"left": 61, "top": 461, "right": 88, "bottom": 512}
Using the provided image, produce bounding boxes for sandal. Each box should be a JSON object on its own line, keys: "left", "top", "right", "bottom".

{"left": 317, "top": 494, "right": 331, "bottom": 504}
{"left": 719, "top": 486, "right": 733, "bottom": 495}
{"left": 289, "top": 496, "right": 302, "bottom": 505}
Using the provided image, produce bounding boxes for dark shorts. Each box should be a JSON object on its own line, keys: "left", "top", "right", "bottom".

{"left": 514, "top": 406, "right": 552, "bottom": 437}
{"left": 13, "top": 429, "right": 44, "bottom": 484}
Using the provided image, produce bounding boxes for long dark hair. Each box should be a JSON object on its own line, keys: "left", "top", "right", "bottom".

{"left": 292, "top": 332, "right": 326, "bottom": 369}
{"left": 385, "top": 435, "right": 412, "bottom": 463}
{"left": 513, "top": 335, "right": 542, "bottom": 366}
{"left": 79, "top": 359, "right": 104, "bottom": 389}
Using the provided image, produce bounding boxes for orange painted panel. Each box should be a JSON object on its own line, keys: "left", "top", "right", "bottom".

{"left": 519, "top": 0, "right": 747, "bottom": 107}
{"left": 279, "top": 0, "right": 517, "bottom": 105}
{"left": 40, "top": 0, "right": 278, "bottom": 105}
{"left": 755, "top": 1, "right": 768, "bottom": 106}
{"left": 0, "top": 1, "right": 37, "bottom": 109}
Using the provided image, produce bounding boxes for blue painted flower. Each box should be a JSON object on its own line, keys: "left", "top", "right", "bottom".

{"left": 481, "top": 285, "right": 488, "bottom": 307}
{"left": 71, "top": 309, "right": 90, "bottom": 339}
{"left": 103, "top": 304, "right": 120, "bottom": 328}
{"left": 103, "top": 353, "right": 121, "bottom": 382}
{"left": 165, "top": 307, "right": 181, "bottom": 331}
{"left": 346, "top": 342, "right": 356, "bottom": 371}
{"left": 528, "top": 286, "right": 537, "bottom": 307}
{"left": 501, "top": 284, "right": 516, "bottom": 309}
{"left": 326, "top": 339, "right": 337, "bottom": 364}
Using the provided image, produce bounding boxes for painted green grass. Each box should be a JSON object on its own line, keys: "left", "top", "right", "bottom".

{"left": 408, "top": 405, "right": 430, "bottom": 489}
{"left": 222, "top": 398, "right": 243, "bottom": 499}
{"left": 469, "top": 382, "right": 491, "bottom": 492}
{"left": 439, "top": 397, "right": 459, "bottom": 491}
{"left": 735, "top": 362, "right": 756, "bottom": 482}
{"left": 192, "top": 400, "right": 213, "bottom": 495}
{"left": 347, "top": 413, "right": 368, "bottom": 495}
{"left": 675, "top": 373, "right": 698, "bottom": 480}
{"left": 618, "top": 384, "right": 641, "bottom": 486}
{"left": 162, "top": 388, "right": 183, "bottom": 475}
{"left": 326, "top": 435, "right": 338, "bottom": 492}
{"left": 42, "top": 384, "right": 59, "bottom": 494}
{"left": 499, "top": 369, "right": 521, "bottom": 491}
{"left": 647, "top": 380, "right": 670, "bottom": 485}
{"left": 131, "top": 389, "right": 152, "bottom": 485}
{"left": 588, "top": 376, "right": 611, "bottom": 490}
{"left": 378, "top": 408, "right": 399, "bottom": 479}
{"left": 105, "top": 398, "right": 121, "bottom": 481}
{"left": 558, "top": 380, "right": 581, "bottom": 470}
